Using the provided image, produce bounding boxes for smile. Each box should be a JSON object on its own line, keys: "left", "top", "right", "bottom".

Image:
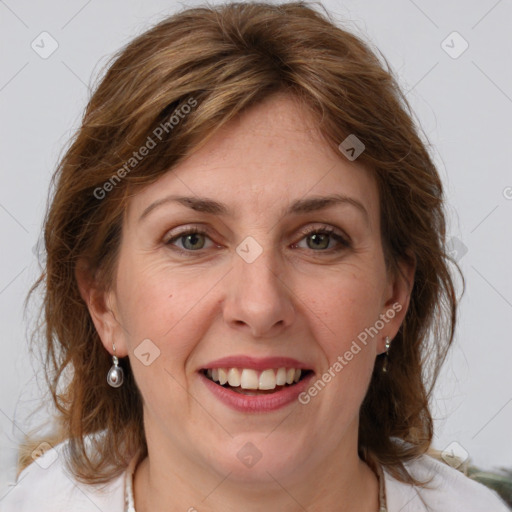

{"left": 203, "top": 367, "right": 313, "bottom": 393}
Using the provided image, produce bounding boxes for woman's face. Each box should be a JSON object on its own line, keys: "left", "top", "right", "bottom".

{"left": 88, "top": 92, "right": 413, "bottom": 484}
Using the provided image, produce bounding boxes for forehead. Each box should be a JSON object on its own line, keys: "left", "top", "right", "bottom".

{"left": 127, "top": 92, "right": 379, "bottom": 226}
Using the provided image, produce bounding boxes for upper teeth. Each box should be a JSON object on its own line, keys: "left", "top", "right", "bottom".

{"left": 206, "top": 368, "right": 302, "bottom": 390}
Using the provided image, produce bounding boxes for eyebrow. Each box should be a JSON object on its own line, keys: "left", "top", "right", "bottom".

{"left": 138, "top": 193, "right": 370, "bottom": 225}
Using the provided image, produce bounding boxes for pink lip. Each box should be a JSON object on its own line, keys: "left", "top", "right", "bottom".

{"left": 201, "top": 355, "right": 312, "bottom": 371}
{"left": 199, "top": 371, "right": 315, "bottom": 412}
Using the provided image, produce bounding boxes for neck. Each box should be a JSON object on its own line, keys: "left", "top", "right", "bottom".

{"left": 133, "top": 437, "right": 380, "bottom": 512}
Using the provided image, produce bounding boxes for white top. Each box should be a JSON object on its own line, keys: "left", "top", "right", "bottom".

{"left": 1, "top": 438, "right": 510, "bottom": 512}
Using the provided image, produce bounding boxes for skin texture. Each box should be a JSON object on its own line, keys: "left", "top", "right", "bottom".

{"left": 79, "top": 92, "right": 415, "bottom": 511}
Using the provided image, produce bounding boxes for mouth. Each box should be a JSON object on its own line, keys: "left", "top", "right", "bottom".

{"left": 200, "top": 367, "right": 314, "bottom": 395}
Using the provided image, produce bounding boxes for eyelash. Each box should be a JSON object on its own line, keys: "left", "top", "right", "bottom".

{"left": 164, "top": 225, "right": 351, "bottom": 255}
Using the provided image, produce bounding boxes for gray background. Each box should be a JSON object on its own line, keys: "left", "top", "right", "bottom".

{"left": 1, "top": 0, "right": 511, "bottom": 495}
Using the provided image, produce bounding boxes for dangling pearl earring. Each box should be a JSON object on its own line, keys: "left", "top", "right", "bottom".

{"left": 382, "top": 336, "right": 391, "bottom": 373}
{"left": 107, "top": 343, "right": 124, "bottom": 387}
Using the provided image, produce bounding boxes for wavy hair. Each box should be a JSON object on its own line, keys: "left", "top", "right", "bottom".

{"left": 20, "top": 0, "right": 463, "bottom": 487}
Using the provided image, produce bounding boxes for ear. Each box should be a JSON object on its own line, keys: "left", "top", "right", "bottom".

{"left": 379, "top": 251, "right": 416, "bottom": 354}
{"left": 75, "top": 259, "right": 128, "bottom": 357}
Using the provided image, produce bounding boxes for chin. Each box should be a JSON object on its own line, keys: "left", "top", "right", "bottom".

{"left": 206, "top": 437, "right": 309, "bottom": 485}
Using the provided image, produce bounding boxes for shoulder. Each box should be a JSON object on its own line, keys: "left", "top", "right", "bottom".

{"left": 383, "top": 453, "right": 511, "bottom": 512}
{"left": 1, "top": 438, "right": 126, "bottom": 512}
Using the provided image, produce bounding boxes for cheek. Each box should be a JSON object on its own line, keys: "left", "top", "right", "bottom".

{"left": 310, "top": 268, "right": 384, "bottom": 405}
{"left": 312, "top": 267, "right": 385, "bottom": 346}
{"left": 308, "top": 281, "right": 379, "bottom": 412}
{"left": 114, "top": 255, "right": 221, "bottom": 367}
{"left": 116, "top": 254, "right": 186, "bottom": 334}
{"left": 114, "top": 259, "right": 213, "bottom": 414}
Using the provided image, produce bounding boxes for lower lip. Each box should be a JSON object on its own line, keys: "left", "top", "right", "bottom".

{"left": 199, "top": 372, "right": 315, "bottom": 412}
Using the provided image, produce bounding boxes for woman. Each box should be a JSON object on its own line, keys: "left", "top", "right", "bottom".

{"left": 2, "top": 2, "right": 509, "bottom": 511}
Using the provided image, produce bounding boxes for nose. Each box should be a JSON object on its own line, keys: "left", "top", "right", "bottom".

{"left": 222, "top": 246, "right": 296, "bottom": 339}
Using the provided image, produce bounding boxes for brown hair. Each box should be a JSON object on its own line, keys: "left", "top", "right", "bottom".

{"left": 21, "top": 0, "right": 463, "bottom": 488}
